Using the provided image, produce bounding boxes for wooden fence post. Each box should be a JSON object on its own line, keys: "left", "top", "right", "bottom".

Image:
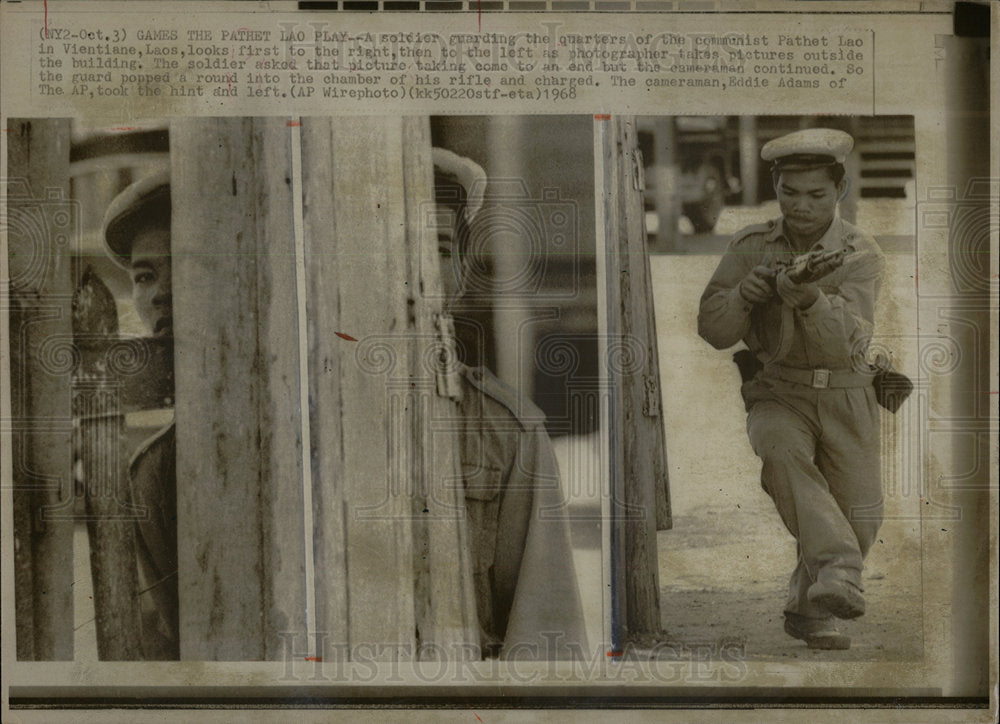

{"left": 401, "top": 117, "right": 480, "bottom": 655}
{"left": 301, "top": 116, "right": 478, "bottom": 659}
{"left": 171, "top": 118, "right": 306, "bottom": 660}
{"left": 7, "top": 118, "right": 76, "bottom": 660}
{"left": 605, "top": 116, "right": 671, "bottom": 641}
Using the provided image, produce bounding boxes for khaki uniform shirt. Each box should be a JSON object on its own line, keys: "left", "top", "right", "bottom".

{"left": 128, "top": 370, "right": 588, "bottom": 661}
{"left": 458, "top": 365, "right": 588, "bottom": 660}
{"left": 697, "top": 216, "right": 885, "bottom": 369}
{"left": 129, "top": 423, "right": 179, "bottom": 660}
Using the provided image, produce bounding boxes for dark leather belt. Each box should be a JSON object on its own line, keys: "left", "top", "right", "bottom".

{"left": 763, "top": 364, "right": 875, "bottom": 389}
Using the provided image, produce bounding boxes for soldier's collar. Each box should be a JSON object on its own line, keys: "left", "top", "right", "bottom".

{"left": 814, "top": 216, "right": 849, "bottom": 251}
{"left": 765, "top": 218, "right": 786, "bottom": 243}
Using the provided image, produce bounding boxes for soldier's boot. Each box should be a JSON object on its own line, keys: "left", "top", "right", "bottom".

{"left": 783, "top": 613, "right": 851, "bottom": 650}
{"left": 806, "top": 578, "right": 865, "bottom": 620}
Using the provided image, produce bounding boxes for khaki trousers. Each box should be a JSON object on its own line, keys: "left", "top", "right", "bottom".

{"left": 744, "top": 376, "right": 883, "bottom": 620}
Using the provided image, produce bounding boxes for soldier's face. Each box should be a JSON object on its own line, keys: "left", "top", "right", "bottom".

{"left": 436, "top": 207, "right": 463, "bottom": 305}
{"left": 775, "top": 167, "right": 847, "bottom": 243}
{"left": 130, "top": 225, "right": 172, "bottom": 337}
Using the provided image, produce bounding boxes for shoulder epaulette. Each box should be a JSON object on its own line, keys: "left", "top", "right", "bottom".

{"left": 731, "top": 219, "right": 778, "bottom": 245}
{"left": 461, "top": 366, "right": 546, "bottom": 431}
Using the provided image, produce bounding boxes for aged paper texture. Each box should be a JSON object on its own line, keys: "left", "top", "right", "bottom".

{"left": 1, "top": 0, "right": 996, "bottom": 721}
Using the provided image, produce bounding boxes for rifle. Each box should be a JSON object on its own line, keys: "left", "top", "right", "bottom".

{"left": 733, "top": 245, "right": 913, "bottom": 412}
{"left": 762, "top": 245, "right": 855, "bottom": 289}
{"left": 738, "top": 245, "right": 855, "bottom": 368}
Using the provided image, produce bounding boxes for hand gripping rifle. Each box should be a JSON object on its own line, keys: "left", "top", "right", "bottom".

{"left": 733, "top": 244, "right": 912, "bottom": 412}
{"left": 734, "top": 245, "right": 856, "bottom": 378}
{"left": 762, "top": 244, "right": 855, "bottom": 289}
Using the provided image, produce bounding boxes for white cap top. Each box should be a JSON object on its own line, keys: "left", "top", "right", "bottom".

{"left": 761, "top": 128, "right": 854, "bottom": 165}
{"left": 432, "top": 147, "right": 487, "bottom": 223}
{"left": 102, "top": 169, "right": 171, "bottom": 269}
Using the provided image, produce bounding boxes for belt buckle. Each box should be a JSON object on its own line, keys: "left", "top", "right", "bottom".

{"left": 811, "top": 369, "right": 831, "bottom": 389}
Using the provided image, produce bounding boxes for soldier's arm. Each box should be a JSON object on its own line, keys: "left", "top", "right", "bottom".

{"left": 793, "top": 241, "right": 886, "bottom": 361}
{"left": 697, "top": 237, "right": 759, "bottom": 350}
{"left": 500, "top": 423, "right": 589, "bottom": 659}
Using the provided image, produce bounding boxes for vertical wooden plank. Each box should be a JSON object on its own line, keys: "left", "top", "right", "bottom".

{"left": 7, "top": 119, "right": 75, "bottom": 660}
{"left": 256, "top": 129, "right": 309, "bottom": 662}
{"left": 633, "top": 133, "right": 673, "bottom": 535}
{"left": 943, "top": 33, "right": 991, "bottom": 696}
{"left": 302, "top": 116, "right": 477, "bottom": 660}
{"left": 643, "top": 131, "right": 675, "bottom": 529}
{"left": 300, "top": 120, "right": 350, "bottom": 657}
{"left": 9, "top": 299, "right": 36, "bottom": 661}
{"left": 401, "top": 116, "right": 479, "bottom": 656}
{"left": 302, "top": 117, "right": 415, "bottom": 658}
{"left": 610, "top": 117, "right": 666, "bottom": 639}
{"left": 602, "top": 119, "right": 628, "bottom": 652}
{"left": 171, "top": 118, "right": 305, "bottom": 660}
{"left": 399, "top": 121, "right": 433, "bottom": 655}
{"left": 636, "top": 164, "right": 672, "bottom": 535}
{"left": 338, "top": 117, "right": 415, "bottom": 657}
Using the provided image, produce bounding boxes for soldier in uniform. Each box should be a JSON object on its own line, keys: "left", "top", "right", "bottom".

{"left": 102, "top": 170, "right": 179, "bottom": 659}
{"left": 99, "top": 156, "right": 587, "bottom": 661}
{"left": 697, "top": 129, "right": 886, "bottom": 650}
{"left": 433, "top": 148, "right": 588, "bottom": 659}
